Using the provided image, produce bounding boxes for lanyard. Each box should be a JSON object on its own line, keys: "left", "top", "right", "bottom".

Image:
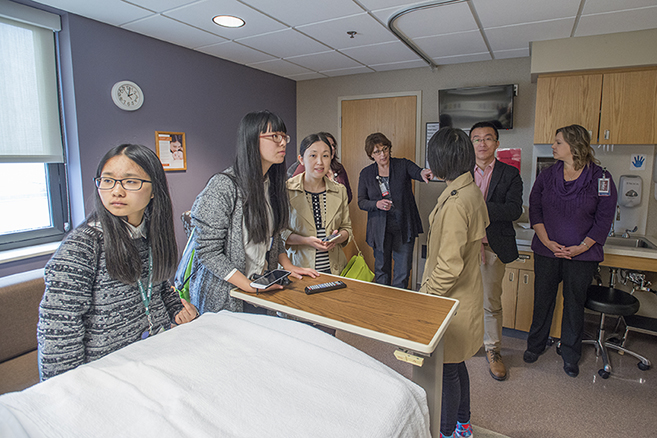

{"left": 137, "top": 247, "right": 154, "bottom": 337}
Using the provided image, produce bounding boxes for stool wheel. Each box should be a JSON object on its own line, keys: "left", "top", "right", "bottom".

{"left": 598, "top": 369, "right": 610, "bottom": 379}
{"left": 638, "top": 362, "right": 651, "bottom": 371}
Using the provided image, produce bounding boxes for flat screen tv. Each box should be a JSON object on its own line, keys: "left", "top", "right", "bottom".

{"left": 439, "top": 84, "right": 516, "bottom": 131}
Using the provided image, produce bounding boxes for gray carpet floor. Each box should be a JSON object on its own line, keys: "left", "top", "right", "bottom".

{"left": 337, "top": 312, "right": 657, "bottom": 438}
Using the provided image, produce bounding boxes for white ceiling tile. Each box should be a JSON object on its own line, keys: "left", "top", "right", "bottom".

{"left": 319, "top": 66, "right": 375, "bottom": 77}
{"left": 296, "top": 13, "right": 397, "bottom": 50}
{"left": 126, "top": 0, "right": 198, "bottom": 14}
{"left": 196, "top": 41, "right": 275, "bottom": 64}
{"left": 433, "top": 51, "right": 492, "bottom": 65}
{"left": 575, "top": 6, "right": 657, "bottom": 37}
{"left": 493, "top": 47, "right": 530, "bottom": 59}
{"left": 247, "top": 59, "right": 313, "bottom": 76}
{"left": 369, "top": 59, "right": 429, "bottom": 72}
{"left": 33, "top": 0, "right": 152, "bottom": 26}
{"left": 391, "top": 1, "right": 478, "bottom": 39}
{"left": 359, "top": 0, "right": 428, "bottom": 11}
{"left": 285, "top": 72, "right": 329, "bottom": 81}
{"left": 123, "top": 15, "right": 227, "bottom": 49}
{"left": 236, "top": 29, "right": 329, "bottom": 58}
{"left": 285, "top": 50, "right": 362, "bottom": 71}
{"left": 471, "top": 0, "right": 580, "bottom": 28}
{"left": 340, "top": 41, "right": 420, "bottom": 65}
{"left": 582, "top": 0, "right": 657, "bottom": 14}
{"left": 241, "top": 0, "right": 364, "bottom": 27}
{"left": 484, "top": 17, "right": 575, "bottom": 51}
{"left": 414, "top": 30, "right": 488, "bottom": 58}
{"left": 164, "top": 0, "right": 286, "bottom": 39}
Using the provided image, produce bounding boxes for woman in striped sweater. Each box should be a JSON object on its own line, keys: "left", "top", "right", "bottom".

{"left": 37, "top": 144, "right": 198, "bottom": 380}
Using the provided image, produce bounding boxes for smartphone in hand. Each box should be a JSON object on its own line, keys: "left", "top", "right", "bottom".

{"left": 249, "top": 269, "right": 291, "bottom": 290}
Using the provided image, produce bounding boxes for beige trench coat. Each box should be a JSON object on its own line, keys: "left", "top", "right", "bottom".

{"left": 420, "top": 172, "right": 490, "bottom": 364}
{"left": 283, "top": 173, "right": 353, "bottom": 275}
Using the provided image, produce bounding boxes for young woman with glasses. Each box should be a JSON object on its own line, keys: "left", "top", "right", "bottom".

{"left": 37, "top": 144, "right": 198, "bottom": 380}
{"left": 357, "top": 132, "right": 433, "bottom": 289}
{"left": 186, "top": 110, "right": 319, "bottom": 314}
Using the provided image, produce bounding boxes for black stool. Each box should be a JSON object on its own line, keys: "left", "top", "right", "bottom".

{"left": 583, "top": 285, "right": 652, "bottom": 378}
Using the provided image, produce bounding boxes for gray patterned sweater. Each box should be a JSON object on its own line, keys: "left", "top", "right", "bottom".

{"left": 37, "top": 223, "right": 183, "bottom": 380}
{"left": 187, "top": 170, "right": 285, "bottom": 313}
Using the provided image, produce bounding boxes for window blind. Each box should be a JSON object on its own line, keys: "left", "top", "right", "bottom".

{"left": 0, "top": 1, "right": 63, "bottom": 163}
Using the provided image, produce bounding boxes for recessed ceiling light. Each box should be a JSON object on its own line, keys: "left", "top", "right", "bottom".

{"left": 212, "top": 15, "right": 245, "bottom": 28}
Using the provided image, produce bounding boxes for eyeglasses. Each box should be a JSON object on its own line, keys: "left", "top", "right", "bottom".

{"left": 371, "top": 146, "right": 390, "bottom": 156}
{"left": 95, "top": 177, "right": 152, "bottom": 191}
{"left": 472, "top": 137, "right": 497, "bottom": 145}
{"left": 259, "top": 133, "right": 291, "bottom": 144}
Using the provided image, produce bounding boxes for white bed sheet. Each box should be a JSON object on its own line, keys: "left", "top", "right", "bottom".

{"left": 0, "top": 311, "right": 430, "bottom": 438}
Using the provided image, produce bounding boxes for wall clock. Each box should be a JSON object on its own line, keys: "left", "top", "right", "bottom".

{"left": 111, "top": 80, "right": 144, "bottom": 111}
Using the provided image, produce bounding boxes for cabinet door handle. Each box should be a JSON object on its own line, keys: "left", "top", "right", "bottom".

{"left": 604, "top": 130, "right": 610, "bottom": 140}
{"left": 523, "top": 274, "right": 529, "bottom": 284}
{"left": 509, "top": 272, "right": 514, "bottom": 282}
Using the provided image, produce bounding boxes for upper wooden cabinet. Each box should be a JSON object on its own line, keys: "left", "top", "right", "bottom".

{"left": 534, "top": 74, "right": 602, "bottom": 144}
{"left": 534, "top": 68, "right": 657, "bottom": 145}
{"left": 599, "top": 70, "right": 657, "bottom": 145}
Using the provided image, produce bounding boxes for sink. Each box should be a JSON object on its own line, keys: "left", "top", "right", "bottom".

{"left": 605, "top": 236, "right": 657, "bottom": 250}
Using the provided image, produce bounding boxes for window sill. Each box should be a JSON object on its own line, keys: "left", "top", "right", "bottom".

{"left": 0, "top": 242, "right": 60, "bottom": 265}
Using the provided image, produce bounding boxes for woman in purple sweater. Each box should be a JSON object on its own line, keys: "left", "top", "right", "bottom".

{"left": 523, "top": 124, "right": 617, "bottom": 378}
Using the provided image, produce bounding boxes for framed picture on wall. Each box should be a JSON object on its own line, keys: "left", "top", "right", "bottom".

{"left": 155, "top": 131, "right": 186, "bottom": 171}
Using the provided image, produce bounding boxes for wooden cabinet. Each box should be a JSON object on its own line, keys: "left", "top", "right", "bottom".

{"left": 534, "top": 68, "right": 657, "bottom": 145}
{"left": 501, "top": 251, "right": 563, "bottom": 338}
{"left": 599, "top": 70, "right": 657, "bottom": 145}
{"left": 534, "top": 74, "right": 602, "bottom": 144}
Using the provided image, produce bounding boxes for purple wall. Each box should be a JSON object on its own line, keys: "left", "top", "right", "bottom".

{"left": 1, "top": 5, "right": 296, "bottom": 278}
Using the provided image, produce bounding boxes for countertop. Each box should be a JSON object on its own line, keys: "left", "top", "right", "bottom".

{"left": 514, "top": 223, "right": 657, "bottom": 261}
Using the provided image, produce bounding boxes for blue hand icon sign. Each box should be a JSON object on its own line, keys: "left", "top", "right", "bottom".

{"left": 632, "top": 155, "right": 645, "bottom": 169}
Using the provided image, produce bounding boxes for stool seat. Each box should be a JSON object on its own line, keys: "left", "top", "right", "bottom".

{"left": 585, "top": 285, "right": 640, "bottom": 316}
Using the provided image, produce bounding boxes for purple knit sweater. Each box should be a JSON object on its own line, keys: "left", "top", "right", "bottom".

{"left": 529, "top": 161, "right": 617, "bottom": 262}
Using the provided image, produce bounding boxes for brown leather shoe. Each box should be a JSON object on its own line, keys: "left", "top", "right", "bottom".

{"left": 486, "top": 350, "right": 507, "bottom": 381}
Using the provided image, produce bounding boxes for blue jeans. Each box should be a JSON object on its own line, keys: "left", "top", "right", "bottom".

{"left": 373, "top": 229, "right": 414, "bottom": 289}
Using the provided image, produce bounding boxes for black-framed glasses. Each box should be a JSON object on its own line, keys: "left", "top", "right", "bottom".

{"left": 94, "top": 177, "right": 152, "bottom": 191}
{"left": 259, "top": 133, "right": 291, "bottom": 144}
{"left": 372, "top": 146, "right": 390, "bottom": 156}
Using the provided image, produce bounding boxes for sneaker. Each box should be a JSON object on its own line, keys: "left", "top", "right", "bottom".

{"left": 440, "top": 433, "right": 454, "bottom": 438}
{"left": 486, "top": 350, "right": 507, "bottom": 381}
{"left": 455, "top": 420, "right": 473, "bottom": 437}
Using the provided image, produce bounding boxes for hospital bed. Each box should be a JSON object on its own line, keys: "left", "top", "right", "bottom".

{"left": 0, "top": 311, "right": 431, "bottom": 438}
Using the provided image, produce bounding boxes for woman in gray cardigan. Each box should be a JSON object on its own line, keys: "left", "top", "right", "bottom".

{"left": 187, "top": 111, "right": 319, "bottom": 314}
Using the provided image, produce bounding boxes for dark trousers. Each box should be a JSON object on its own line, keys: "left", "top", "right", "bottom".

{"left": 373, "top": 230, "right": 414, "bottom": 289}
{"left": 441, "top": 362, "right": 471, "bottom": 436}
{"left": 527, "top": 254, "right": 598, "bottom": 364}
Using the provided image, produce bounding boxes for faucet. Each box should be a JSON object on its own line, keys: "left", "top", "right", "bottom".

{"left": 609, "top": 205, "right": 620, "bottom": 237}
{"left": 622, "top": 226, "right": 638, "bottom": 238}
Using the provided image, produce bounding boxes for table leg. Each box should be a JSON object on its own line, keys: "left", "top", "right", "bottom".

{"left": 412, "top": 339, "right": 444, "bottom": 437}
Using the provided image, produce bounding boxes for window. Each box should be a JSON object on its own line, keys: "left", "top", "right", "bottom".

{"left": 0, "top": 4, "right": 68, "bottom": 251}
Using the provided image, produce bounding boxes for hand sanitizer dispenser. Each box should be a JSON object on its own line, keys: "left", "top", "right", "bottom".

{"left": 619, "top": 175, "right": 642, "bottom": 207}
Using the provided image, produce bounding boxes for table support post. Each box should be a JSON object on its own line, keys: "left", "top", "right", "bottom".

{"left": 412, "top": 339, "right": 444, "bottom": 437}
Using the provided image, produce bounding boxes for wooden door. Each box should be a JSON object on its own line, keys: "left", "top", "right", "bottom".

{"left": 515, "top": 269, "right": 536, "bottom": 332}
{"left": 534, "top": 74, "right": 603, "bottom": 144}
{"left": 501, "top": 268, "right": 519, "bottom": 329}
{"left": 599, "top": 70, "right": 657, "bottom": 144}
{"left": 341, "top": 96, "right": 417, "bottom": 271}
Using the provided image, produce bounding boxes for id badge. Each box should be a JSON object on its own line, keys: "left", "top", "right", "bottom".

{"left": 598, "top": 177, "right": 611, "bottom": 196}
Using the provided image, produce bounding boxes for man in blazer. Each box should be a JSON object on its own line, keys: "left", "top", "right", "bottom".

{"left": 471, "top": 121, "right": 523, "bottom": 381}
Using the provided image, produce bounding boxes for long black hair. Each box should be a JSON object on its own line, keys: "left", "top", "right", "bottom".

{"left": 427, "top": 128, "right": 475, "bottom": 181}
{"left": 91, "top": 144, "right": 178, "bottom": 284}
{"left": 233, "top": 110, "right": 290, "bottom": 244}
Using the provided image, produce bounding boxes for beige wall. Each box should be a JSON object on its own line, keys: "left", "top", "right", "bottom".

{"left": 297, "top": 55, "right": 657, "bottom": 248}
{"left": 297, "top": 56, "right": 537, "bottom": 206}
{"left": 530, "top": 29, "right": 657, "bottom": 80}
